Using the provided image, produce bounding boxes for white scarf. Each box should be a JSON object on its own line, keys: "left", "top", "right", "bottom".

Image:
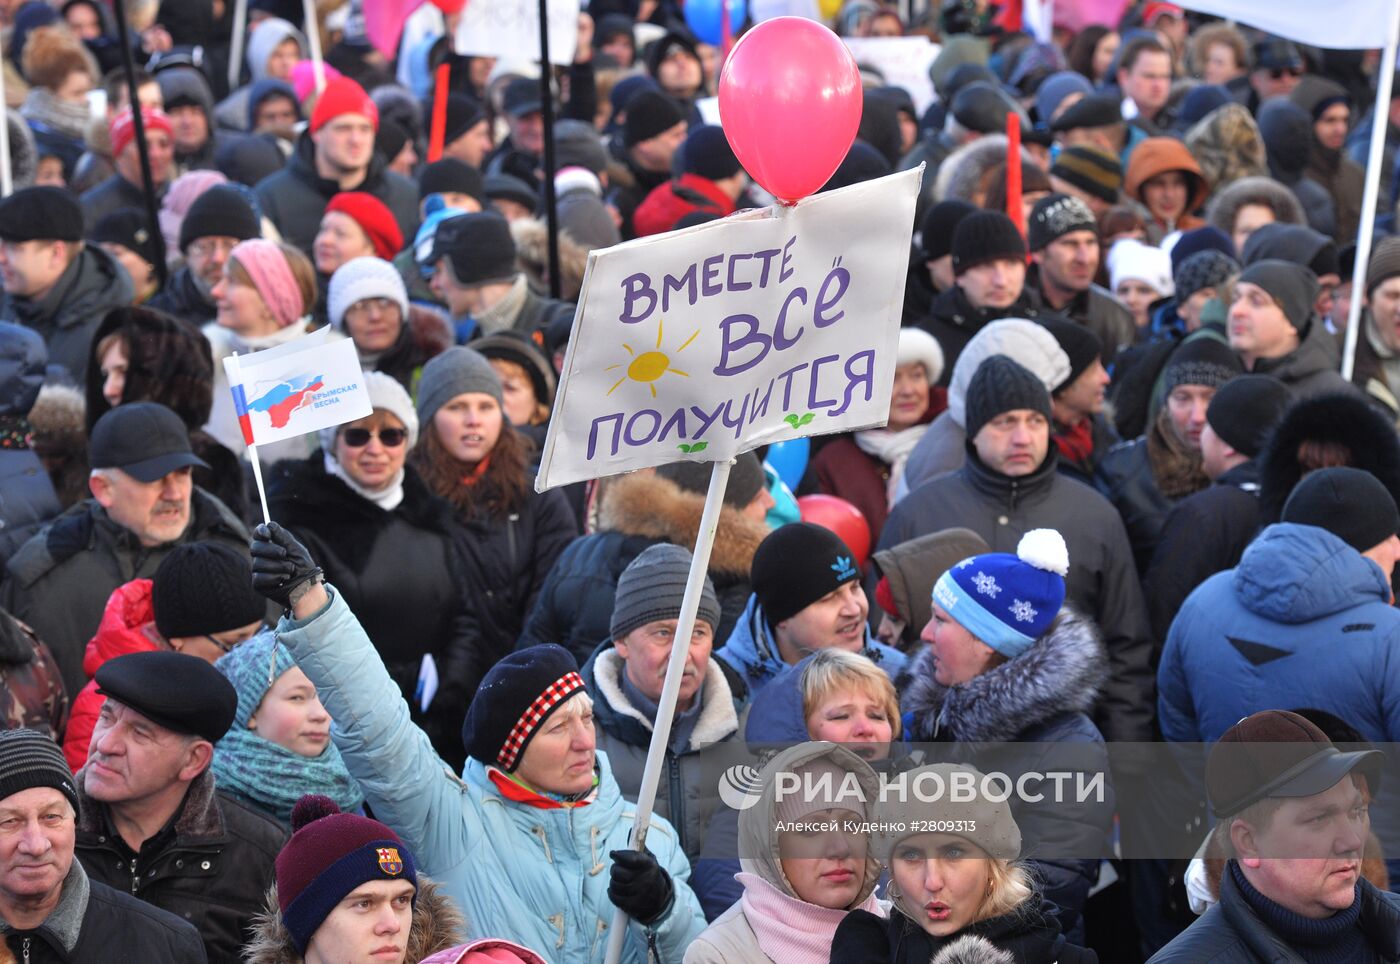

{"left": 854, "top": 423, "right": 930, "bottom": 507}
{"left": 324, "top": 451, "right": 404, "bottom": 511}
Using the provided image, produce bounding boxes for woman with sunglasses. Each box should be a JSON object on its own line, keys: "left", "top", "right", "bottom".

{"left": 267, "top": 372, "right": 483, "bottom": 769}
{"left": 62, "top": 542, "right": 267, "bottom": 769}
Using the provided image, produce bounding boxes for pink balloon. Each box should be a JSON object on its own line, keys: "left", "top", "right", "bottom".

{"left": 718, "top": 17, "right": 863, "bottom": 204}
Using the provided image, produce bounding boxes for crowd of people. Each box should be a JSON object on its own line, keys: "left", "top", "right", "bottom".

{"left": 0, "top": 0, "right": 1398, "bottom": 960}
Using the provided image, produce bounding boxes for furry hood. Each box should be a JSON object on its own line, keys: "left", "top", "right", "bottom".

{"left": 1257, "top": 390, "right": 1400, "bottom": 523}
{"left": 597, "top": 472, "right": 767, "bottom": 578}
{"left": 1205, "top": 174, "right": 1306, "bottom": 238}
{"left": 902, "top": 607, "right": 1107, "bottom": 743}
{"left": 934, "top": 135, "right": 1037, "bottom": 206}
{"left": 511, "top": 217, "right": 589, "bottom": 302}
{"left": 931, "top": 935, "right": 1016, "bottom": 964}
{"left": 25, "top": 383, "right": 87, "bottom": 509}
{"left": 242, "top": 876, "right": 463, "bottom": 964}
{"left": 1184, "top": 103, "right": 1267, "bottom": 195}
{"left": 588, "top": 645, "right": 741, "bottom": 750}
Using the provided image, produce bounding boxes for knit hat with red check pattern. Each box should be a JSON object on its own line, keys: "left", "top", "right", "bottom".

{"left": 462, "top": 644, "right": 585, "bottom": 771}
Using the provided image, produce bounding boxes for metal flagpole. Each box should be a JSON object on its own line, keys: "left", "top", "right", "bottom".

{"left": 537, "top": 0, "right": 562, "bottom": 299}
{"left": 111, "top": 0, "right": 168, "bottom": 285}
{"left": 229, "top": 0, "right": 250, "bottom": 93}
{"left": 303, "top": 0, "right": 329, "bottom": 94}
{"left": 602, "top": 459, "right": 733, "bottom": 964}
{"left": 1341, "top": 2, "right": 1400, "bottom": 382}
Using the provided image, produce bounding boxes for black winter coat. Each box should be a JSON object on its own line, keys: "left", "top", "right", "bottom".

{"left": 147, "top": 266, "right": 218, "bottom": 328}
{"left": 5, "top": 871, "right": 208, "bottom": 963}
{"left": 1093, "top": 437, "right": 1176, "bottom": 576}
{"left": 74, "top": 769, "right": 287, "bottom": 964}
{"left": 518, "top": 472, "right": 764, "bottom": 666}
{"left": 914, "top": 285, "right": 1043, "bottom": 387}
{"left": 268, "top": 457, "right": 483, "bottom": 763}
{"left": 832, "top": 902, "right": 1098, "bottom": 964}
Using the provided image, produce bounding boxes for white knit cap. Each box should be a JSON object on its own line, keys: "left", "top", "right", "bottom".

{"left": 328, "top": 256, "right": 410, "bottom": 330}
{"left": 1108, "top": 238, "right": 1175, "bottom": 297}
{"left": 319, "top": 370, "right": 420, "bottom": 455}
{"left": 897, "top": 327, "right": 945, "bottom": 386}
{"left": 946, "top": 319, "right": 1071, "bottom": 427}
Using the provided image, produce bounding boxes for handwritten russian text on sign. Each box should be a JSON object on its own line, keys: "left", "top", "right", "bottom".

{"left": 454, "top": 0, "right": 580, "bottom": 66}
{"left": 222, "top": 329, "right": 372, "bottom": 446}
{"left": 537, "top": 167, "right": 922, "bottom": 491}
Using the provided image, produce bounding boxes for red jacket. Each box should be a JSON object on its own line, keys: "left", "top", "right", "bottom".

{"left": 63, "top": 579, "right": 162, "bottom": 770}
{"left": 632, "top": 174, "right": 736, "bottom": 237}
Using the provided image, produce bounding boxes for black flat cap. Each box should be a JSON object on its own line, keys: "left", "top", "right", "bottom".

{"left": 89, "top": 402, "right": 209, "bottom": 483}
{"left": 96, "top": 651, "right": 238, "bottom": 743}
{"left": 0, "top": 186, "right": 83, "bottom": 242}
{"left": 1049, "top": 92, "right": 1122, "bottom": 133}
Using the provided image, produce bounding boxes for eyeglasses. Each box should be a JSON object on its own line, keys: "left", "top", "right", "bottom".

{"left": 1269, "top": 67, "right": 1304, "bottom": 80}
{"left": 341, "top": 427, "right": 408, "bottom": 448}
{"left": 187, "top": 237, "right": 240, "bottom": 259}
{"left": 345, "top": 297, "right": 401, "bottom": 321}
{"left": 203, "top": 634, "right": 240, "bottom": 655}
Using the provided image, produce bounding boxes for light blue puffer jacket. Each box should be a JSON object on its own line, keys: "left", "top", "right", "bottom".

{"left": 277, "top": 588, "right": 708, "bottom": 964}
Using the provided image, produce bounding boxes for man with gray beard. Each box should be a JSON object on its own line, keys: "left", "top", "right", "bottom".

{"left": 148, "top": 185, "right": 261, "bottom": 325}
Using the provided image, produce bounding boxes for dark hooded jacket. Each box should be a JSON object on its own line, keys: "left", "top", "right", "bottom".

{"left": 0, "top": 245, "right": 133, "bottom": 382}
{"left": 1291, "top": 76, "right": 1368, "bottom": 244}
{"left": 833, "top": 901, "right": 1098, "bottom": 964}
{"left": 267, "top": 457, "right": 483, "bottom": 767}
{"left": 0, "top": 607, "right": 67, "bottom": 741}
{"left": 156, "top": 67, "right": 235, "bottom": 175}
{"left": 74, "top": 767, "right": 288, "bottom": 964}
{"left": 0, "top": 323, "right": 59, "bottom": 564}
{"left": 79, "top": 172, "right": 164, "bottom": 232}
{"left": 915, "top": 285, "right": 1043, "bottom": 388}
{"left": 147, "top": 265, "right": 218, "bottom": 326}
{"left": 1257, "top": 100, "right": 1338, "bottom": 238}
{"left": 880, "top": 449, "right": 1156, "bottom": 745}
{"left": 1248, "top": 318, "right": 1354, "bottom": 398}
{"left": 518, "top": 472, "right": 765, "bottom": 666}
{"left": 254, "top": 132, "right": 419, "bottom": 253}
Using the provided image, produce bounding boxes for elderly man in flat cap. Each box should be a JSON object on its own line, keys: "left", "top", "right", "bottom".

{"left": 0, "top": 728, "right": 206, "bottom": 961}
{"left": 74, "top": 650, "right": 287, "bottom": 964}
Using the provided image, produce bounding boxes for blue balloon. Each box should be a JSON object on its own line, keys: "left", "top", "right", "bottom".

{"left": 765, "top": 437, "right": 809, "bottom": 492}
{"left": 683, "top": 0, "right": 745, "bottom": 47}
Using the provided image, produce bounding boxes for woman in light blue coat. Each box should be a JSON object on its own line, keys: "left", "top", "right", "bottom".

{"left": 251, "top": 522, "right": 708, "bottom": 964}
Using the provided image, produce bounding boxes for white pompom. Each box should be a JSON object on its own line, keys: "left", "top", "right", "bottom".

{"left": 1017, "top": 529, "right": 1069, "bottom": 577}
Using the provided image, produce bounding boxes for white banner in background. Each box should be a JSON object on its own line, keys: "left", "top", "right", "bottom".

{"left": 536, "top": 167, "right": 922, "bottom": 491}
{"left": 455, "top": 0, "right": 581, "bottom": 66}
{"left": 1175, "top": 0, "right": 1393, "bottom": 49}
{"left": 843, "top": 37, "right": 940, "bottom": 115}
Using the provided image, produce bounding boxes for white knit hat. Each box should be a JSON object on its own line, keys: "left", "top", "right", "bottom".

{"left": 1108, "top": 238, "right": 1174, "bottom": 297}
{"left": 319, "top": 370, "right": 420, "bottom": 454}
{"left": 327, "top": 256, "right": 410, "bottom": 330}
{"left": 946, "top": 319, "right": 1071, "bottom": 428}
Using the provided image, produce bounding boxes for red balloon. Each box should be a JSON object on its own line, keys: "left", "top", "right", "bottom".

{"left": 797, "top": 494, "right": 872, "bottom": 570}
{"left": 718, "top": 18, "right": 863, "bottom": 204}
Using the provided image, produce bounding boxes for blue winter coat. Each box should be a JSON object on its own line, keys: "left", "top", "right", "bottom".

{"left": 714, "top": 595, "right": 907, "bottom": 698}
{"left": 276, "top": 588, "right": 708, "bottom": 964}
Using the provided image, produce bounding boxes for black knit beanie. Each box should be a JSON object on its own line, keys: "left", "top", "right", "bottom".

{"left": 1205, "top": 374, "right": 1293, "bottom": 459}
{"left": 624, "top": 90, "right": 684, "bottom": 147}
{"left": 1173, "top": 249, "right": 1239, "bottom": 301}
{"left": 461, "top": 644, "right": 585, "bottom": 771}
{"left": 419, "top": 158, "right": 484, "bottom": 206}
{"left": 1237, "top": 259, "right": 1320, "bottom": 331}
{"left": 178, "top": 185, "right": 260, "bottom": 252}
{"left": 682, "top": 125, "right": 741, "bottom": 181}
{"left": 1162, "top": 336, "right": 1244, "bottom": 393}
{"left": 1027, "top": 193, "right": 1096, "bottom": 253}
{"left": 1035, "top": 316, "right": 1102, "bottom": 391}
{"left": 963, "top": 355, "right": 1052, "bottom": 439}
{"left": 920, "top": 199, "right": 977, "bottom": 262}
{"left": 152, "top": 542, "right": 267, "bottom": 640}
{"left": 952, "top": 211, "right": 1027, "bottom": 276}
{"left": 751, "top": 522, "right": 861, "bottom": 626}
{"left": 1282, "top": 466, "right": 1400, "bottom": 553}
{"left": 91, "top": 208, "right": 160, "bottom": 268}
{"left": 656, "top": 450, "right": 765, "bottom": 507}
{"left": 0, "top": 729, "right": 79, "bottom": 816}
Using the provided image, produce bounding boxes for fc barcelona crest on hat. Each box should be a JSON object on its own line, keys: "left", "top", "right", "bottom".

{"left": 377, "top": 847, "right": 404, "bottom": 875}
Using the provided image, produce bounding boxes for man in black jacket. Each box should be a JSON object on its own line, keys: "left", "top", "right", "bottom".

{"left": 1150, "top": 710, "right": 1400, "bottom": 963}
{"left": 147, "top": 185, "right": 261, "bottom": 326}
{"left": 0, "top": 728, "right": 207, "bottom": 962}
{"left": 75, "top": 651, "right": 286, "bottom": 964}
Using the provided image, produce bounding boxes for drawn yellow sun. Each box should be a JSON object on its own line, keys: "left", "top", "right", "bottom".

{"left": 605, "top": 317, "right": 698, "bottom": 398}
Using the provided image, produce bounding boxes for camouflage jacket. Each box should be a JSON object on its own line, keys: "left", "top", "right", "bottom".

{"left": 0, "top": 608, "right": 68, "bottom": 742}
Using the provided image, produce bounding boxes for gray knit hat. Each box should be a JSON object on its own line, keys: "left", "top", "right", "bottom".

{"left": 655, "top": 450, "right": 765, "bottom": 508}
{"left": 610, "top": 543, "right": 721, "bottom": 641}
{"left": 1173, "top": 249, "right": 1239, "bottom": 301}
{"left": 1366, "top": 236, "right": 1400, "bottom": 299}
{"left": 1237, "top": 260, "right": 1319, "bottom": 331}
{"left": 415, "top": 346, "right": 505, "bottom": 425}
{"left": 963, "top": 355, "right": 1052, "bottom": 439}
{"left": 0, "top": 728, "right": 80, "bottom": 816}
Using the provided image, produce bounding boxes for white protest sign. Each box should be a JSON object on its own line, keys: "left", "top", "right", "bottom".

{"left": 223, "top": 329, "right": 372, "bottom": 447}
{"left": 842, "top": 37, "right": 940, "bottom": 115}
{"left": 536, "top": 167, "right": 922, "bottom": 491}
{"left": 455, "top": 0, "right": 580, "bottom": 66}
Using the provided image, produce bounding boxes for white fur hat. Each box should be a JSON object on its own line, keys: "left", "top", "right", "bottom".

{"left": 327, "top": 256, "right": 410, "bottom": 331}
{"left": 946, "top": 319, "right": 1071, "bottom": 427}
{"left": 897, "top": 327, "right": 945, "bottom": 385}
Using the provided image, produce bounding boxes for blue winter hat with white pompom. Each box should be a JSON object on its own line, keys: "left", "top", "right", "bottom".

{"left": 931, "top": 529, "right": 1068, "bottom": 658}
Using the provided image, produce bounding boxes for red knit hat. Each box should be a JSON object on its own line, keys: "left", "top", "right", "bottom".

{"left": 325, "top": 192, "right": 404, "bottom": 259}
{"left": 310, "top": 76, "right": 379, "bottom": 133}
{"left": 276, "top": 795, "right": 417, "bottom": 953}
{"left": 109, "top": 107, "right": 174, "bottom": 160}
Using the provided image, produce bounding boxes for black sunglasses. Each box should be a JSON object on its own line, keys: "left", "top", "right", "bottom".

{"left": 342, "top": 428, "right": 408, "bottom": 448}
{"left": 1269, "top": 66, "right": 1303, "bottom": 80}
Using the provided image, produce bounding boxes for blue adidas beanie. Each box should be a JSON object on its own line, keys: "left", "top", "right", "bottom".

{"left": 931, "top": 529, "right": 1069, "bottom": 658}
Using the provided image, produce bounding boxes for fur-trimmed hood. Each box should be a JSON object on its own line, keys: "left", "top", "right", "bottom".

{"left": 242, "top": 876, "right": 464, "bottom": 964}
{"left": 586, "top": 644, "right": 742, "bottom": 751}
{"left": 1257, "top": 390, "right": 1400, "bottom": 524}
{"left": 597, "top": 472, "right": 767, "bottom": 579}
{"left": 1206, "top": 175, "right": 1307, "bottom": 243}
{"left": 931, "top": 935, "right": 1016, "bottom": 964}
{"left": 933, "top": 135, "right": 1038, "bottom": 206}
{"left": 511, "top": 217, "right": 590, "bottom": 302}
{"left": 24, "top": 382, "right": 86, "bottom": 508}
{"left": 902, "top": 607, "right": 1107, "bottom": 743}
{"left": 1183, "top": 103, "right": 1267, "bottom": 195}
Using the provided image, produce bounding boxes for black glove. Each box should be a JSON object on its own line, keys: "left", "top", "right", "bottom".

{"left": 608, "top": 848, "right": 674, "bottom": 926}
{"left": 250, "top": 522, "right": 323, "bottom": 609}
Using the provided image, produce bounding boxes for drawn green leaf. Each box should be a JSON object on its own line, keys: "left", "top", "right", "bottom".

{"left": 798, "top": 413, "right": 816, "bottom": 427}
{"left": 690, "top": 441, "right": 708, "bottom": 452}
{"left": 677, "top": 443, "right": 693, "bottom": 453}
